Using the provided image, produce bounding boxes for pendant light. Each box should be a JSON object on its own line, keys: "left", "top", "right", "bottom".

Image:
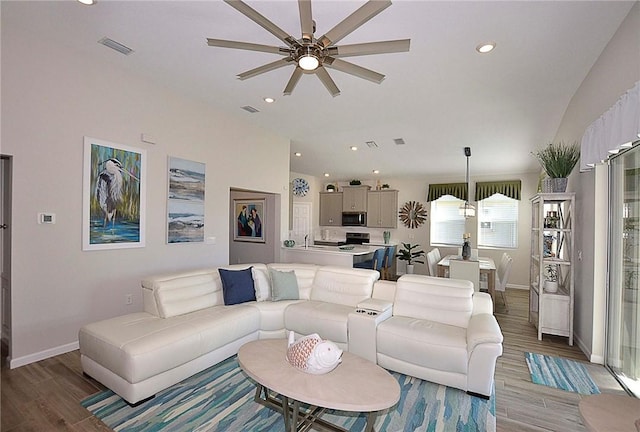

{"left": 459, "top": 146, "right": 476, "bottom": 218}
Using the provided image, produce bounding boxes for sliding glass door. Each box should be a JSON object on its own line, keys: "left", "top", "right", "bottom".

{"left": 607, "top": 144, "right": 640, "bottom": 397}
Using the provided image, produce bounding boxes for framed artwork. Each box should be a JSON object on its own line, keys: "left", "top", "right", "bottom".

{"left": 82, "top": 136, "right": 146, "bottom": 250}
{"left": 167, "top": 156, "right": 205, "bottom": 243}
{"left": 234, "top": 199, "right": 265, "bottom": 243}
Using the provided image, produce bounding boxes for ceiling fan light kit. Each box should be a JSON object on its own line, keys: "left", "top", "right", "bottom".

{"left": 207, "top": 0, "right": 410, "bottom": 96}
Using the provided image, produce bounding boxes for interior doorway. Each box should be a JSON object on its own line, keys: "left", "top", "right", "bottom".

{"left": 1, "top": 155, "right": 12, "bottom": 365}
{"left": 291, "top": 202, "right": 312, "bottom": 246}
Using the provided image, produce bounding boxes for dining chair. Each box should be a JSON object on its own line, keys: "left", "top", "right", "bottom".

{"left": 449, "top": 260, "right": 480, "bottom": 292}
{"left": 381, "top": 245, "right": 396, "bottom": 280}
{"left": 495, "top": 253, "right": 513, "bottom": 310}
{"left": 432, "top": 247, "right": 441, "bottom": 263}
{"left": 426, "top": 249, "right": 439, "bottom": 276}
{"left": 354, "top": 248, "right": 386, "bottom": 274}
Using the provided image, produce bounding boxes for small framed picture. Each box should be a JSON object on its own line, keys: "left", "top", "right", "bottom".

{"left": 233, "top": 199, "right": 265, "bottom": 243}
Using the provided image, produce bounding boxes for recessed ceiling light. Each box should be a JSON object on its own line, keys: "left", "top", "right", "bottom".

{"left": 294, "top": 152, "right": 302, "bottom": 157}
{"left": 324, "top": 173, "right": 330, "bottom": 177}
{"left": 373, "top": 170, "right": 380, "bottom": 174}
{"left": 476, "top": 42, "right": 496, "bottom": 54}
{"left": 350, "top": 146, "right": 358, "bottom": 151}
{"left": 264, "top": 97, "right": 275, "bottom": 103}
{"left": 77, "top": 0, "right": 96, "bottom": 4}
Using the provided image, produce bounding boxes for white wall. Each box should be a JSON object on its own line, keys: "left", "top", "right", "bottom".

{"left": 1, "top": 13, "right": 290, "bottom": 365}
{"left": 553, "top": 3, "right": 640, "bottom": 361}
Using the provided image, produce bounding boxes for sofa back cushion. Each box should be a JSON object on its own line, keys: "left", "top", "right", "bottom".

{"left": 267, "top": 264, "right": 318, "bottom": 300}
{"left": 393, "top": 275, "right": 473, "bottom": 328}
{"left": 142, "top": 269, "right": 222, "bottom": 318}
{"left": 310, "top": 267, "right": 378, "bottom": 307}
{"left": 142, "top": 264, "right": 270, "bottom": 318}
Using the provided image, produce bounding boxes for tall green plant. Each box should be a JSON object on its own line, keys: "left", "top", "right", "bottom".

{"left": 533, "top": 141, "right": 580, "bottom": 178}
{"left": 397, "top": 242, "right": 425, "bottom": 266}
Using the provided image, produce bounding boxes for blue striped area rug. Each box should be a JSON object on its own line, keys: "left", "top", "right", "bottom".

{"left": 81, "top": 356, "right": 496, "bottom": 432}
{"left": 525, "top": 352, "right": 600, "bottom": 395}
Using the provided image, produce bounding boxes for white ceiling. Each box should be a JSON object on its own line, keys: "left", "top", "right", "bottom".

{"left": 6, "top": 0, "right": 635, "bottom": 180}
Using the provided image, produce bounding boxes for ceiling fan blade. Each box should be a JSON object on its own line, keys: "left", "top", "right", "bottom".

{"left": 237, "top": 58, "right": 292, "bottom": 80}
{"left": 318, "top": 0, "right": 392, "bottom": 48}
{"left": 315, "top": 67, "right": 340, "bottom": 97}
{"left": 224, "top": 0, "right": 299, "bottom": 47}
{"left": 327, "top": 39, "right": 410, "bottom": 57}
{"left": 324, "top": 57, "right": 385, "bottom": 83}
{"left": 298, "top": 0, "right": 314, "bottom": 42}
{"left": 207, "top": 39, "right": 290, "bottom": 55}
{"left": 283, "top": 67, "right": 304, "bottom": 96}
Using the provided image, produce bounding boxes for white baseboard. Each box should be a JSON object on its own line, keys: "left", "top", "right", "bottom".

{"left": 9, "top": 341, "right": 79, "bottom": 369}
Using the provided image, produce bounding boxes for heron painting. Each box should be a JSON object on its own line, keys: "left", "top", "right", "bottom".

{"left": 83, "top": 137, "right": 146, "bottom": 250}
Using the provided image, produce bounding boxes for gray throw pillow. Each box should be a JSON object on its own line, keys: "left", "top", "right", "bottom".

{"left": 270, "top": 269, "right": 299, "bottom": 301}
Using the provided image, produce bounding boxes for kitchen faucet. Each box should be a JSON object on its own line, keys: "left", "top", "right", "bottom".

{"left": 304, "top": 234, "right": 308, "bottom": 248}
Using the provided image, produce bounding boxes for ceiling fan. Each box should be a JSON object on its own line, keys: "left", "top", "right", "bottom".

{"left": 207, "top": 0, "right": 410, "bottom": 97}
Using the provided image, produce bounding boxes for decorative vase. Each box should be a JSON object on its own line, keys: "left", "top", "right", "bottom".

{"left": 551, "top": 177, "right": 568, "bottom": 193}
{"left": 462, "top": 233, "right": 471, "bottom": 260}
{"left": 406, "top": 264, "right": 415, "bottom": 274}
{"left": 542, "top": 178, "right": 554, "bottom": 193}
{"left": 383, "top": 231, "right": 391, "bottom": 244}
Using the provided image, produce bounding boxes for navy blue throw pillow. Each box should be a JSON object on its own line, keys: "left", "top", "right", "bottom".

{"left": 219, "top": 267, "right": 256, "bottom": 305}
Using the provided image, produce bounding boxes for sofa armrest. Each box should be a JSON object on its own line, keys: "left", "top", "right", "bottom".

{"left": 472, "top": 292, "right": 494, "bottom": 316}
{"left": 467, "top": 313, "right": 503, "bottom": 352}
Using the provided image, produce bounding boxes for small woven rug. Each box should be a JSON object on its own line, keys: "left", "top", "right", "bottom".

{"left": 82, "top": 356, "right": 496, "bottom": 432}
{"left": 525, "top": 352, "right": 600, "bottom": 395}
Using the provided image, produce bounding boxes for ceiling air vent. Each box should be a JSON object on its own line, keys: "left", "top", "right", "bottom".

{"left": 393, "top": 138, "right": 406, "bottom": 145}
{"left": 241, "top": 105, "right": 259, "bottom": 113}
{"left": 98, "top": 37, "right": 134, "bottom": 55}
{"left": 365, "top": 141, "right": 378, "bottom": 148}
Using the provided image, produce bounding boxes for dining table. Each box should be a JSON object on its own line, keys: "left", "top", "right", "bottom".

{"left": 437, "top": 255, "right": 497, "bottom": 302}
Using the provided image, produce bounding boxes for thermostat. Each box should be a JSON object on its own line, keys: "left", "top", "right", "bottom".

{"left": 38, "top": 213, "right": 56, "bottom": 224}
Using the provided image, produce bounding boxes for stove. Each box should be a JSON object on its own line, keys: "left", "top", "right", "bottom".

{"left": 345, "top": 232, "right": 370, "bottom": 245}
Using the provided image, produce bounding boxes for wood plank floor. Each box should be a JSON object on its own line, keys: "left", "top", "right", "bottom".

{"left": 0, "top": 289, "right": 628, "bottom": 431}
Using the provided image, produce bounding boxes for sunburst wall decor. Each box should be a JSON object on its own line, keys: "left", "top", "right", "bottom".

{"left": 399, "top": 200, "right": 428, "bottom": 229}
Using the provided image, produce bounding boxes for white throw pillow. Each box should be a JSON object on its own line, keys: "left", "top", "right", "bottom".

{"left": 251, "top": 267, "right": 271, "bottom": 301}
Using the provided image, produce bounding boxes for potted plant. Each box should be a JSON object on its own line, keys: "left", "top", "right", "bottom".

{"left": 532, "top": 141, "right": 580, "bottom": 193}
{"left": 381, "top": 183, "right": 390, "bottom": 189}
{"left": 397, "top": 242, "right": 425, "bottom": 274}
{"left": 544, "top": 264, "right": 558, "bottom": 293}
{"left": 326, "top": 184, "right": 336, "bottom": 192}
{"left": 349, "top": 179, "right": 362, "bottom": 186}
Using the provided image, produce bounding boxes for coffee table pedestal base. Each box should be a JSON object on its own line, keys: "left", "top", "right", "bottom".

{"left": 253, "top": 384, "right": 378, "bottom": 432}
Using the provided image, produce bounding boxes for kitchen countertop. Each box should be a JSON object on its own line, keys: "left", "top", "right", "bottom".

{"left": 282, "top": 245, "right": 379, "bottom": 256}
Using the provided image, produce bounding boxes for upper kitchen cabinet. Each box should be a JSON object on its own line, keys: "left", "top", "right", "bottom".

{"left": 367, "top": 190, "right": 399, "bottom": 228}
{"left": 342, "top": 186, "right": 369, "bottom": 212}
{"left": 319, "top": 192, "right": 343, "bottom": 226}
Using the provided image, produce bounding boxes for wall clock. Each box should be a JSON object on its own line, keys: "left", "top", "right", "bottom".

{"left": 399, "top": 200, "right": 428, "bottom": 229}
{"left": 292, "top": 178, "right": 309, "bottom": 197}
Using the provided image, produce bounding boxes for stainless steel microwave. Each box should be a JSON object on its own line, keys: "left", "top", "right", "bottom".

{"left": 342, "top": 212, "right": 367, "bottom": 226}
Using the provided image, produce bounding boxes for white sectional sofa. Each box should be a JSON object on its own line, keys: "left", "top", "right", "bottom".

{"left": 78, "top": 263, "right": 503, "bottom": 405}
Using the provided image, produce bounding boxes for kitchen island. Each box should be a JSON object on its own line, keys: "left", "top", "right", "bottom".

{"left": 281, "top": 245, "right": 378, "bottom": 268}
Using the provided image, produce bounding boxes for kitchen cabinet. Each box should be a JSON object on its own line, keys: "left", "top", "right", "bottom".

{"left": 528, "top": 193, "right": 575, "bottom": 345}
{"left": 342, "top": 186, "right": 369, "bottom": 212}
{"left": 319, "top": 192, "right": 343, "bottom": 226}
{"left": 367, "top": 190, "right": 398, "bottom": 228}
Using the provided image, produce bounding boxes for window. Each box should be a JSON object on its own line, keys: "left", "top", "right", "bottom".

{"left": 477, "top": 193, "right": 518, "bottom": 248}
{"left": 430, "top": 195, "right": 465, "bottom": 246}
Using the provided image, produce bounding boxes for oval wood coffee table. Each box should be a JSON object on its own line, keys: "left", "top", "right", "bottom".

{"left": 238, "top": 338, "right": 400, "bottom": 432}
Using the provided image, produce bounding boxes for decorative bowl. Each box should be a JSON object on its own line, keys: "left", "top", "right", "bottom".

{"left": 284, "top": 240, "right": 295, "bottom": 247}
{"left": 339, "top": 245, "right": 355, "bottom": 251}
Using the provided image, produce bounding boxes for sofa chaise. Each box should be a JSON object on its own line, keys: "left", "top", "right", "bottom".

{"left": 78, "top": 263, "right": 503, "bottom": 405}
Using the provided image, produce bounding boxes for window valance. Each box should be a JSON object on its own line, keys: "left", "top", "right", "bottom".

{"left": 427, "top": 183, "right": 467, "bottom": 202}
{"left": 581, "top": 81, "right": 640, "bottom": 171}
{"left": 475, "top": 180, "right": 522, "bottom": 201}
